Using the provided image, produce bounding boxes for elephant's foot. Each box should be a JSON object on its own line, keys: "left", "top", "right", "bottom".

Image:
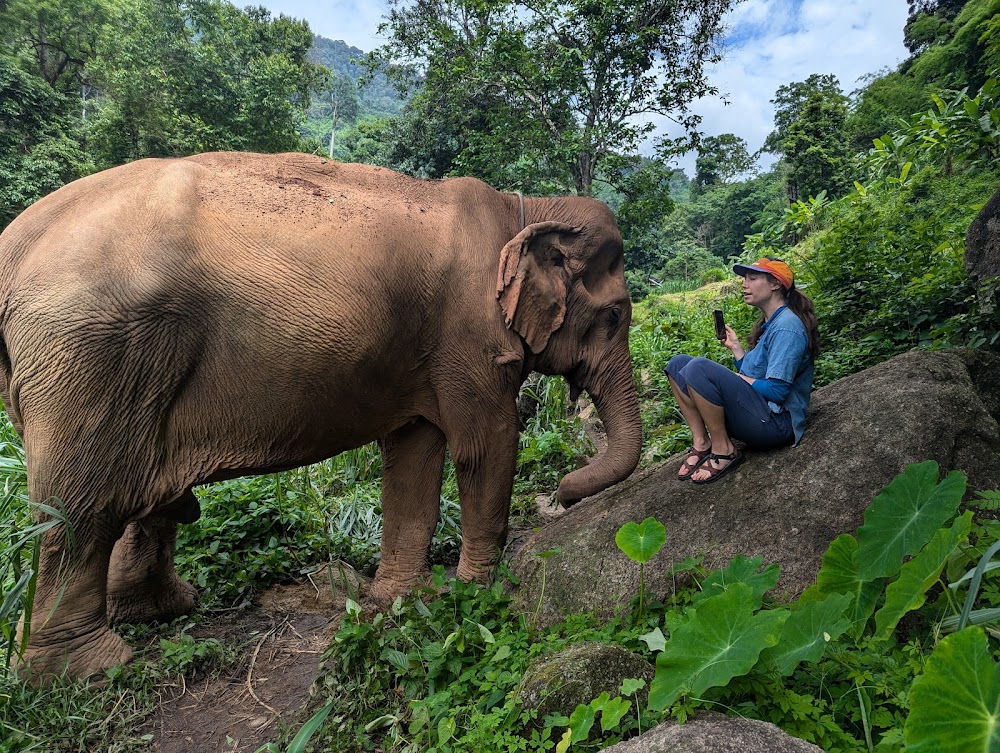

{"left": 456, "top": 549, "right": 499, "bottom": 585}
{"left": 368, "top": 568, "right": 431, "bottom": 608}
{"left": 21, "top": 624, "right": 133, "bottom": 684}
{"left": 107, "top": 573, "right": 197, "bottom": 625}
{"left": 107, "top": 516, "right": 196, "bottom": 625}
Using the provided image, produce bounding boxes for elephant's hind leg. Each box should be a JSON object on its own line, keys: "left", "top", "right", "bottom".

{"left": 369, "top": 419, "right": 446, "bottom": 606}
{"left": 106, "top": 492, "right": 199, "bottom": 626}
{"left": 20, "top": 506, "right": 132, "bottom": 682}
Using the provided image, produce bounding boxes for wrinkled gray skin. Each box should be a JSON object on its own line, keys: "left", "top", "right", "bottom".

{"left": 0, "top": 152, "right": 642, "bottom": 680}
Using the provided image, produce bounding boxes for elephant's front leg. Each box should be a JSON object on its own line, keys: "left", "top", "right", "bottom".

{"left": 106, "top": 494, "right": 199, "bottom": 625}
{"left": 369, "top": 418, "right": 447, "bottom": 606}
{"left": 448, "top": 417, "right": 520, "bottom": 584}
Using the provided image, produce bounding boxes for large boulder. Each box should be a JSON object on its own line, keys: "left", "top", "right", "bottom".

{"left": 966, "top": 184, "right": 1000, "bottom": 292}
{"left": 510, "top": 348, "right": 1000, "bottom": 626}
{"left": 597, "top": 712, "right": 823, "bottom": 753}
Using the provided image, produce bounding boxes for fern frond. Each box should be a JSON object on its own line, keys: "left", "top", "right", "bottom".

{"left": 973, "top": 489, "right": 1000, "bottom": 510}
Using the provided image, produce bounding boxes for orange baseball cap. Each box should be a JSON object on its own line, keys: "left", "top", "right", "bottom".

{"left": 733, "top": 257, "right": 794, "bottom": 289}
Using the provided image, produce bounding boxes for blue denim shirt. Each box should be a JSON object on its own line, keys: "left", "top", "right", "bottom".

{"left": 738, "top": 307, "right": 814, "bottom": 446}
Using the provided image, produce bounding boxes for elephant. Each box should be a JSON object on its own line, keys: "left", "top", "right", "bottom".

{"left": 0, "top": 151, "right": 641, "bottom": 680}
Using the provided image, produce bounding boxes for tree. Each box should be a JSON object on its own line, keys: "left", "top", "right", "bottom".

{"left": 904, "top": 0, "right": 970, "bottom": 55}
{"left": 781, "top": 89, "right": 851, "bottom": 201}
{"left": 599, "top": 157, "right": 676, "bottom": 272}
{"left": 307, "top": 73, "right": 360, "bottom": 158}
{"left": 763, "top": 74, "right": 846, "bottom": 156}
{"left": 692, "top": 133, "right": 755, "bottom": 193}
{"left": 370, "top": 0, "right": 740, "bottom": 194}
{"left": 0, "top": 56, "right": 92, "bottom": 228}
{"left": 0, "top": 0, "right": 109, "bottom": 93}
{"left": 844, "top": 69, "right": 929, "bottom": 153}
{"left": 87, "top": 0, "right": 324, "bottom": 165}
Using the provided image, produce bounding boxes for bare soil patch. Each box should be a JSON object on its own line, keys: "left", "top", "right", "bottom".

{"left": 145, "top": 574, "right": 356, "bottom": 753}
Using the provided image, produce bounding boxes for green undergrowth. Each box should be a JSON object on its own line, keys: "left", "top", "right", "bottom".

{"left": 280, "top": 461, "right": 1000, "bottom": 753}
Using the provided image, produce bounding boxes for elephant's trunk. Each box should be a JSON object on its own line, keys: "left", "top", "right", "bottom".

{"left": 556, "top": 356, "right": 642, "bottom": 507}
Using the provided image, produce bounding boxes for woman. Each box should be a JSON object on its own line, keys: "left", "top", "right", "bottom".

{"left": 664, "top": 257, "right": 819, "bottom": 484}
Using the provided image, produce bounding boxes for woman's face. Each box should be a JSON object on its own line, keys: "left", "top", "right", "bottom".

{"left": 741, "top": 271, "right": 782, "bottom": 308}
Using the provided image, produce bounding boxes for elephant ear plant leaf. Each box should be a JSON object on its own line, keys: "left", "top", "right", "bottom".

{"left": 758, "top": 592, "right": 853, "bottom": 677}
{"left": 615, "top": 517, "right": 666, "bottom": 621}
{"left": 854, "top": 460, "right": 966, "bottom": 582}
{"left": 904, "top": 627, "right": 1000, "bottom": 752}
{"left": 874, "top": 511, "right": 973, "bottom": 641}
{"left": 692, "top": 554, "right": 780, "bottom": 609}
{"left": 648, "top": 582, "right": 788, "bottom": 711}
{"left": 801, "top": 533, "right": 883, "bottom": 638}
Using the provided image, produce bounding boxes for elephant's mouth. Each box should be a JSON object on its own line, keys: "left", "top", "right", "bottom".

{"left": 565, "top": 365, "right": 585, "bottom": 403}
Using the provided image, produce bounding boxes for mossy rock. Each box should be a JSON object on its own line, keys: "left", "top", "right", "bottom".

{"left": 519, "top": 641, "right": 654, "bottom": 720}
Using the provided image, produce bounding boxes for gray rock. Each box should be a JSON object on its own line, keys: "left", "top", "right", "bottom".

{"left": 520, "top": 641, "right": 654, "bottom": 720}
{"left": 510, "top": 348, "right": 1000, "bottom": 627}
{"left": 966, "top": 183, "right": 1000, "bottom": 293}
{"left": 598, "top": 712, "right": 823, "bottom": 752}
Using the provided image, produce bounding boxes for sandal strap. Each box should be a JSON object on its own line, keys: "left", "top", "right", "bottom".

{"left": 709, "top": 450, "right": 740, "bottom": 461}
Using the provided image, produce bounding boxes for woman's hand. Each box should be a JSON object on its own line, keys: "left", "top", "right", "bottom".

{"left": 722, "top": 325, "right": 745, "bottom": 360}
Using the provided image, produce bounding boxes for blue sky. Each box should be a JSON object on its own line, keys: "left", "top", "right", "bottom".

{"left": 255, "top": 0, "right": 910, "bottom": 176}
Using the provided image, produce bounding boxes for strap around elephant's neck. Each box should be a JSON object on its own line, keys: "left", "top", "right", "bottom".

{"left": 515, "top": 191, "right": 525, "bottom": 231}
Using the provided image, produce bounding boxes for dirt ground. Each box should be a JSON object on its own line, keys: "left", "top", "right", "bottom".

{"left": 144, "top": 574, "right": 351, "bottom": 753}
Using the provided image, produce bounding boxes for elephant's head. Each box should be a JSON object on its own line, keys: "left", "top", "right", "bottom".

{"left": 497, "top": 199, "right": 642, "bottom": 506}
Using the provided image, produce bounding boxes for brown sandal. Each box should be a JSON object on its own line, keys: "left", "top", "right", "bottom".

{"left": 691, "top": 449, "right": 745, "bottom": 484}
{"left": 677, "top": 446, "right": 712, "bottom": 480}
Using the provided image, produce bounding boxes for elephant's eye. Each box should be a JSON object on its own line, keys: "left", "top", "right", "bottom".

{"left": 607, "top": 307, "right": 621, "bottom": 330}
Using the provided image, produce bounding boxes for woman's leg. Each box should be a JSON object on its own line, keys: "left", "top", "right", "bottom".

{"left": 687, "top": 390, "right": 738, "bottom": 481}
{"left": 665, "top": 355, "right": 711, "bottom": 477}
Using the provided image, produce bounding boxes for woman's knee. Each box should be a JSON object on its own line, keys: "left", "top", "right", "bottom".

{"left": 681, "top": 357, "right": 717, "bottom": 380}
{"left": 664, "top": 354, "right": 693, "bottom": 379}
{"left": 680, "top": 357, "right": 728, "bottom": 405}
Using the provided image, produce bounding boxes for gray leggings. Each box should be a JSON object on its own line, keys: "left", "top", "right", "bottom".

{"left": 665, "top": 354, "right": 793, "bottom": 450}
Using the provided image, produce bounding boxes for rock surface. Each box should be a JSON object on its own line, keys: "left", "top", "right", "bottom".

{"left": 519, "top": 641, "right": 654, "bottom": 719}
{"left": 510, "top": 348, "right": 1000, "bottom": 627}
{"left": 597, "top": 712, "right": 823, "bottom": 752}
{"left": 966, "top": 183, "right": 1000, "bottom": 291}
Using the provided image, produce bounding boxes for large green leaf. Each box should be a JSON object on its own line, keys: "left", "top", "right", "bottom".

{"left": 803, "top": 533, "right": 883, "bottom": 638}
{"left": 874, "top": 512, "right": 973, "bottom": 641}
{"left": 759, "top": 593, "right": 853, "bottom": 676}
{"left": 648, "top": 583, "right": 787, "bottom": 711}
{"left": 615, "top": 517, "right": 666, "bottom": 564}
{"left": 693, "top": 555, "right": 780, "bottom": 609}
{"left": 904, "top": 627, "right": 1000, "bottom": 752}
{"left": 854, "top": 461, "right": 966, "bottom": 582}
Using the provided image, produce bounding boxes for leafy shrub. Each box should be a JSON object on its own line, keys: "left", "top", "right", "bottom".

{"left": 808, "top": 165, "right": 1000, "bottom": 384}
{"left": 698, "top": 266, "right": 728, "bottom": 284}
{"left": 176, "top": 475, "right": 332, "bottom": 608}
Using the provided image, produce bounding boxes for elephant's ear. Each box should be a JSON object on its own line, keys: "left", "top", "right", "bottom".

{"left": 496, "top": 221, "right": 580, "bottom": 354}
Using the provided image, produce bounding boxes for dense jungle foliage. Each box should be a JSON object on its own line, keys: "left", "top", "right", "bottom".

{"left": 1, "top": 0, "right": 1000, "bottom": 751}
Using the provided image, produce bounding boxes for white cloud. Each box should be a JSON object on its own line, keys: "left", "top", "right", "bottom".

{"left": 653, "top": 0, "right": 909, "bottom": 175}
{"left": 253, "top": 0, "right": 910, "bottom": 178}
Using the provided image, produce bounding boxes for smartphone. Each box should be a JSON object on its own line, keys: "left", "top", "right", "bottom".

{"left": 713, "top": 309, "right": 726, "bottom": 341}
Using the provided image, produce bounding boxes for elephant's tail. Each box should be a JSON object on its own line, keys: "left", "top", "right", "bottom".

{"left": 0, "top": 330, "right": 23, "bottom": 437}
